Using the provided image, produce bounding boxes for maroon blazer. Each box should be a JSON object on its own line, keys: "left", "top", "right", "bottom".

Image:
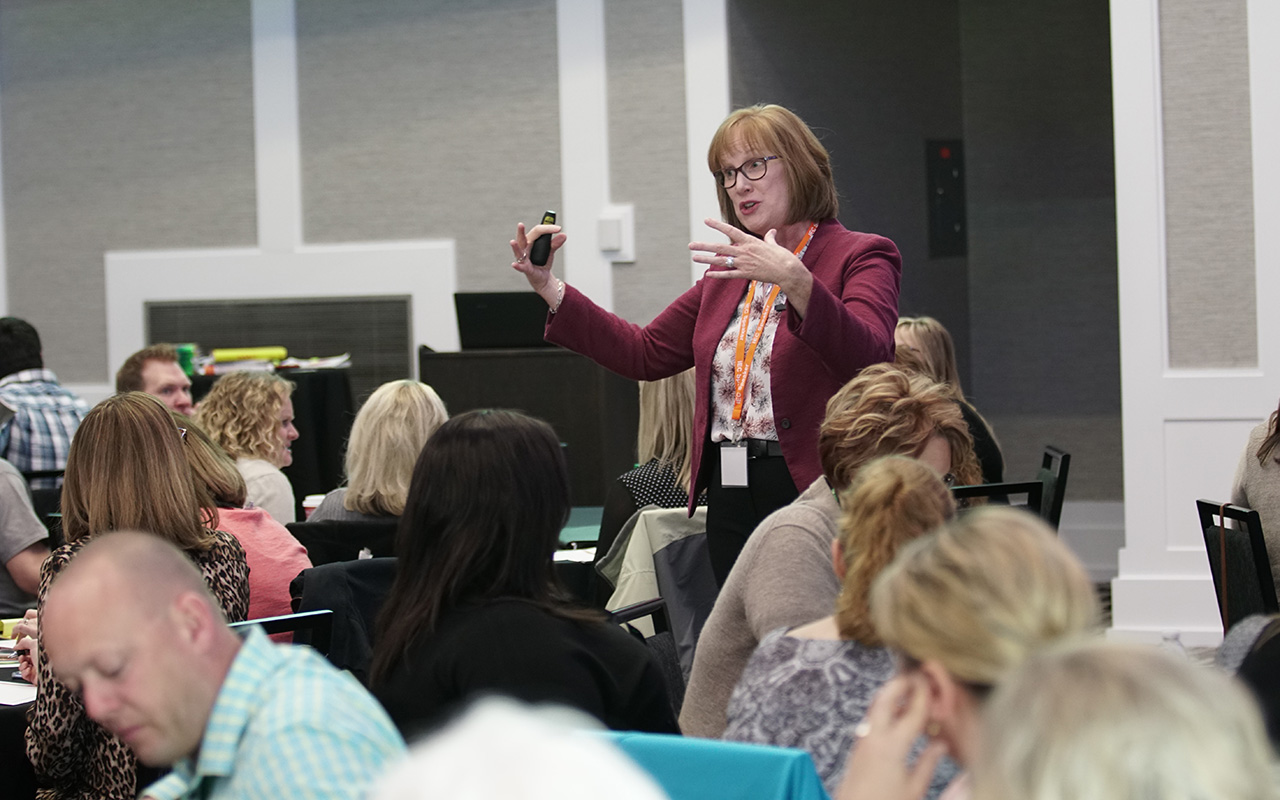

{"left": 545, "top": 218, "right": 901, "bottom": 509}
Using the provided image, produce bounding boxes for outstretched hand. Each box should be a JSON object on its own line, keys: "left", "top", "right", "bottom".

{"left": 834, "top": 674, "right": 948, "bottom": 800}
{"left": 510, "top": 221, "right": 567, "bottom": 298}
{"left": 690, "top": 218, "right": 814, "bottom": 316}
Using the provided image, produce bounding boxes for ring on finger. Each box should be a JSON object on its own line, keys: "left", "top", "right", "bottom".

{"left": 726, "top": 256, "right": 735, "bottom": 269}
{"left": 853, "top": 720, "right": 872, "bottom": 739}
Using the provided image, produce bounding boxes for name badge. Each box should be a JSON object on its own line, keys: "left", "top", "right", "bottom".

{"left": 721, "top": 442, "right": 749, "bottom": 488}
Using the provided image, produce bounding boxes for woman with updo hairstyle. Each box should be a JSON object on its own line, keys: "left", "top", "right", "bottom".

{"left": 369, "top": 409, "right": 677, "bottom": 739}
{"left": 17, "top": 392, "right": 249, "bottom": 800}
{"left": 836, "top": 506, "right": 1099, "bottom": 800}
{"left": 512, "top": 104, "right": 902, "bottom": 586}
{"left": 196, "top": 371, "right": 300, "bottom": 523}
{"left": 681, "top": 363, "right": 982, "bottom": 739}
{"left": 894, "top": 316, "right": 1002, "bottom": 483}
{"left": 723, "top": 456, "right": 958, "bottom": 797}
{"left": 310, "top": 379, "right": 448, "bottom": 522}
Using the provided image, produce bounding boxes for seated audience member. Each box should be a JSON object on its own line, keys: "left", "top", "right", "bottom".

{"left": 724, "top": 456, "right": 958, "bottom": 796}
{"left": 836, "top": 506, "right": 1099, "bottom": 800}
{"left": 374, "top": 698, "right": 666, "bottom": 800}
{"left": 310, "top": 379, "right": 448, "bottom": 523}
{"left": 175, "top": 412, "right": 312, "bottom": 624}
{"left": 595, "top": 369, "right": 706, "bottom": 575}
{"left": 13, "top": 392, "right": 249, "bottom": 800}
{"left": 196, "top": 371, "right": 300, "bottom": 523}
{"left": 369, "top": 410, "right": 678, "bottom": 739}
{"left": 1231, "top": 397, "right": 1280, "bottom": 596}
{"left": 1217, "top": 613, "right": 1280, "bottom": 752}
{"left": 0, "top": 457, "right": 50, "bottom": 616}
{"left": 680, "top": 364, "right": 981, "bottom": 738}
{"left": 0, "top": 316, "right": 90, "bottom": 485}
{"left": 837, "top": 641, "right": 1276, "bottom": 800}
{"left": 894, "top": 316, "right": 1003, "bottom": 483}
{"left": 40, "top": 531, "right": 405, "bottom": 800}
{"left": 114, "top": 343, "right": 194, "bottom": 415}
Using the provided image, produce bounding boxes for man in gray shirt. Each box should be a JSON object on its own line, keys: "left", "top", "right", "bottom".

{"left": 0, "top": 457, "right": 50, "bottom": 616}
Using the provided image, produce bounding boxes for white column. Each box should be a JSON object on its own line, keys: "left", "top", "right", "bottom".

{"left": 682, "top": 0, "right": 730, "bottom": 285}
{"left": 251, "top": 0, "right": 304, "bottom": 252}
{"left": 555, "top": 0, "right": 614, "bottom": 308}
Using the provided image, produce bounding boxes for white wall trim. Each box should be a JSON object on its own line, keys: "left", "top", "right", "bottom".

{"left": 682, "top": 0, "right": 730, "bottom": 285}
{"left": 555, "top": 0, "right": 614, "bottom": 308}
{"left": 103, "top": 0, "right": 459, "bottom": 377}
{"left": 1248, "top": 0, "right": 1280, "bottom": 375}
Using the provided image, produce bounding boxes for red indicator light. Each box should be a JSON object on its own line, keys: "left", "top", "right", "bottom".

{"left": 939, "top": 146, "right": 951, "bottom": 159}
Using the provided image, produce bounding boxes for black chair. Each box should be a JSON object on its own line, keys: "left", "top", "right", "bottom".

{"left": 951, "top": 480, "right": 1044, "bottom": 515}
{"left": 289, "top": 557, "right": 397, "bottom": 684}
{"left": 285, "top": 518, "right": 399, "bottom": 566}
{"left": 229, "top": 609, "right": 335, "bottom": 656}
{"left": 1037, "top": 445, "right": 1071, "bottom": 529}
{"left": 18, "top": 470, "right": 62, "bottom": 546}
{"left": 609, "top": 598, "right": 684, "bottom": 718}
{"left": 1197, "top": 500, "right": 1279, "bottom": 632}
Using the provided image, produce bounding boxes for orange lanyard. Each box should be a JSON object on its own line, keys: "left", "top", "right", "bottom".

{"left": 731, "top": 222, "right": 819, "bottom": 421}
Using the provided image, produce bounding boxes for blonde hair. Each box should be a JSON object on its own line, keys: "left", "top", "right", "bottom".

{"left": 343, "top": 380, "right": 448, "bottom": 517}
{"left": 636, "top": 370, "right": 696, "bottom": 495}
{"left": 707, "top": 104, "right": 839, "bottom": 233}
{"left": 61, "top": 393, "right": 215, "bottom": 551}
{"left": 818, "top": 364, "right": 981, "bottom": 492}
{"left": 895, "top": 317, "right": 963, "bottom": 397}
{"left": 834, "top": 456, "right": 956, "bottom": 644}
{"left": 974, "top": 640, "right": 1277, "bottom": 800}
{"left": 195, "top": 371, "right": 295, "bottom": 466}
{"left": 872, "top": 506, "right": 1098, "bottom": 688}
{"left": 173, "top": 412, "right": 247, "bottom": 512}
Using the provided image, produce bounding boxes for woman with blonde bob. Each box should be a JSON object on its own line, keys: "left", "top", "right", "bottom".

{"left": 196, "top": 371, "right": 299, "bottom": 523}
{"left": 724, "top": 456, "right": 959, "bottom": 796}
{"left": 17, "top": 392, "right": 249, "bottom": 800}
{"left": 681, "top": 364, "right": 983, "bottom": 738}
{"left": 972, "top": 640, "right": 1277, "bottom": 800}
{"left": 836, "top": 506, "right": 1099, "bottom": 800}
{"left": 311, "top": 380, "right": 448, "bottom": 522}
{"left": 175, "top": 412, "right": 312, "bottom": 625}
{"left": 894, "top": 316, "right": 1002, "bottom": 483}
{"left": 594, "top": 370, "right": 706, "bottom": 589}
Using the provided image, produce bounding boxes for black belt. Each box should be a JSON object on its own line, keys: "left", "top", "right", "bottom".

{"left": 730, "top": 439, "right": 784, "bottom": 458}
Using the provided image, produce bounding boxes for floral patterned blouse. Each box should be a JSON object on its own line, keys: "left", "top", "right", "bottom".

{"left": 709, "top": 282, "right": 785, "bottom": 443}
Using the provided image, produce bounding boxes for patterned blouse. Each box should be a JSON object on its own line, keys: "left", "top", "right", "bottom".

{"left": 724, "top": 627, "right": 958, "bottom": 798}
{"left": 26, "top": 530, "right": 250, "bottom": 800}
{"left": 709, "top": 283, "right": 784, "bottom": 443}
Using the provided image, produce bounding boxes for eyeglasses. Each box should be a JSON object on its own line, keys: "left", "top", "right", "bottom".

{"left": 714, "top": 155, "right": 779, "bottom": 189}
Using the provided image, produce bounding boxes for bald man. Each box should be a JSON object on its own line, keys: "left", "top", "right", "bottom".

{"left": 41, "top": 531, "right": 404, "bottom": 800}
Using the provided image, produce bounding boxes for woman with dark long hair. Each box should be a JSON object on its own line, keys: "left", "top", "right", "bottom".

{"left": 369, "top": 410, "right": 676, "bottom": 738}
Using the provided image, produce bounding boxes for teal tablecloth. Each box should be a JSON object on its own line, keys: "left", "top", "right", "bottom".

{"left": 598, "top": 731, "right": 830, "bottom": 800}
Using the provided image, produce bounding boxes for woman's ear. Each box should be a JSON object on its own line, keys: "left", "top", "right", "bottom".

{"left": 917, "top": 659, "right": 960, "bottom": 724}
{"left": 831, "top": 538, "right": 847, "bottom": 580}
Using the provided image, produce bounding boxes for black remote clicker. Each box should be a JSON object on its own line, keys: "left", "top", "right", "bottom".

{"left": 530, "top": 210, "right": 556, "bottom": 266}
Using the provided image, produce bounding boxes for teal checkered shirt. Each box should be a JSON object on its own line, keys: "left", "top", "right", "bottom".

{"left": 144, "top": 626, "right": 405, "bottom": 800}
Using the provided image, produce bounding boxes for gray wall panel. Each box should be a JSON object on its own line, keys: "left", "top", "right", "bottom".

{"left": 1, "top": 0, "right": 257, "bottom": 381}
{"left": 296, "top": 0, "right": 562, "bottom": 294}
{"left": 728, "top": 0, "right": 972, "bottom": 386}
{"left": 605, "top": 0, "right": 692, "bottom": 324}
{"left": 1160, "top": 0, "right": 1257, "bottom": 368}
{"left": 961, "top": 0, "right": 1120, "bottom": 499}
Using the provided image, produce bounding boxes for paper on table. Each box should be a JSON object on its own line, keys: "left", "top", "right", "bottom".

{"left": 0, "top": 681, "right": 35, "bottom": 705}
{"left": 553, "top": 547, "right": 596, "bottom": 563}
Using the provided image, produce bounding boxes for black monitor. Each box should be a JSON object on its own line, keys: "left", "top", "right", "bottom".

{"left": 453, "top": 292, "right": 555, "bottom": 350}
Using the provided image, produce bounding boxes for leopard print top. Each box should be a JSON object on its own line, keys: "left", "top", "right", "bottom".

{"left": 26, "top": 530, "right": 250, "bottom": 800}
